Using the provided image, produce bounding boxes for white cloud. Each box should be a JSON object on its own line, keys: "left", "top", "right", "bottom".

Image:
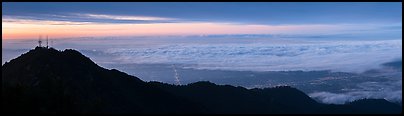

{"left": 78, "top": 13, "right": 176, "bottom": 21}
{"left": 309, "top": 84, "right": 402, "bottom": 104}
{"left": 2, "top": 17, "right": 94, "bottom": 25}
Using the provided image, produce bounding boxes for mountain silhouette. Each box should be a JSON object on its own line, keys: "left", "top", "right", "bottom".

{"left": 2, "top": 47, "right": 402, "bottom": 114}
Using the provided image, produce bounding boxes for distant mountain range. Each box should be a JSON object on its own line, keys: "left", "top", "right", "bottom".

{"left": 2, "top": 47, "right": 402, "bottom": 114}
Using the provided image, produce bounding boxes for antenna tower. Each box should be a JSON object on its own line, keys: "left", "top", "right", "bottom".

{"left": 38, "top": 35, "right": 42, "bottom": 47}
{"left": 46, "top": 35, "right": 49, "bottom": 48}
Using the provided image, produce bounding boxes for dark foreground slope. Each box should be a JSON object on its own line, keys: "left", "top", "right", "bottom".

{"left": 2, "top": 47, "right": 402, "bottom": 114}
{"left": 2, "top": 47, "right": 203, "bottom": 113}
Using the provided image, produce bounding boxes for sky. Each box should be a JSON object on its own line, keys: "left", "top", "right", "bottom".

{"left": 2, "top": 2, "right": 402, "bottom": 39}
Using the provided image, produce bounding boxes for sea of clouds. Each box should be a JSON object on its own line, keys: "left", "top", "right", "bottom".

{"left": 104, "top": 39, "right": 402, "bottom": 73}
{"left": 309, "top": 79, "right": 402, "bottom": 104}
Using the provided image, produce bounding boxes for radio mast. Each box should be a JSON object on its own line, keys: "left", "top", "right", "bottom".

{"left": 38, "top": 35, "right": 42, "bottom": 47}
{"left": 46, "top": 35, "right": 49, "bottom": 48}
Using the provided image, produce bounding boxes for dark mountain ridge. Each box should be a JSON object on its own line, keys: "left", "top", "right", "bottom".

{"left": 2, "top": 47, "right": 402, "bottom": 114}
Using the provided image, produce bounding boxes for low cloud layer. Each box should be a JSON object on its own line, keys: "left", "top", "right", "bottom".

{"left": 309, "top": 81, "right": 402, "bottom": 104}
{"left": 309, "top": 64, "right": 402, "bottom": 104}
{"left": 104, "top": 39, "right": 402, "bottom": 73}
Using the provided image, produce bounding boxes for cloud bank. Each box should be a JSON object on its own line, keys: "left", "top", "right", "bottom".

{"left": 309, "top": 80, "right": 402, "bottom": 104}
{"left": 105, "top": 39, "right": 402, "bottom": 73}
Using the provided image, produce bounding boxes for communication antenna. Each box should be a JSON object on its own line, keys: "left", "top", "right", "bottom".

{"left": 46, "top": 35, "right": 49, "bottom": 48}
{"left": 38, "top": 35, "right": 42, "bottom": 47}
{"left": 51, "top": 38, "right": 54, "bottom": 48}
